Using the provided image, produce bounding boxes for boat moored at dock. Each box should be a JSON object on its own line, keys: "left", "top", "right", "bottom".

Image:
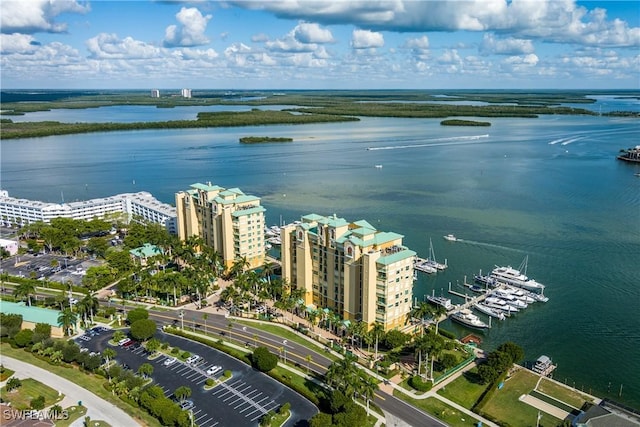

{"left": 426, "top": 294, "right": 454, "bottom": 310}
{"left": 490, "top": 255, "right": 546, "bottom": 293}
{"left": 450, "top": 309, "right": 490, "bottom": 330}
{"left": 473, "top": 303, "right": 506, "bottom": 320}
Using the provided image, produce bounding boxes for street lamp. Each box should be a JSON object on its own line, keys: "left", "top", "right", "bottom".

{"left": 179, "top": 310, "right": 184, "bottom": 329}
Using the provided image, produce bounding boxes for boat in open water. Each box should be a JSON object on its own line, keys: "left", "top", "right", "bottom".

{"left": 450, "top": 309, "right": 489, "bottom": 330}
{"left": 443, "top": 234, "right": 457, "bottom": 242}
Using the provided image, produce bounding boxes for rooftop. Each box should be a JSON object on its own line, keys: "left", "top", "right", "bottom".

{"left": 0, "top": 301, "right": 61, "bottom": 327}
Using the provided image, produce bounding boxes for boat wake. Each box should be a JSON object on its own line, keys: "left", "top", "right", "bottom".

{"left": 367, "top": 134, "right": 489, "bottom": 151}
{"left": 455, "top": 238, "right": 526, "bottom": 254}
{"left": 548, "top": 136, "right": 585, "bottom": 145}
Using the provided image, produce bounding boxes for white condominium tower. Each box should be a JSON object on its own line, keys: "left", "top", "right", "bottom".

{"left": 175, "top": 182, "right": 265, "bottom": 270}
{"left": 281, "top": 214, "right": 416, "bottom": 331}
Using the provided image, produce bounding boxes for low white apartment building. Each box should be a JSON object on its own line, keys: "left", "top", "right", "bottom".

{"left": 0, "top": 190, "right": 177, "bottom": 233}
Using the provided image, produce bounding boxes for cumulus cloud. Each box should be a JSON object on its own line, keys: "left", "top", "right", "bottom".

{"left": 0, "top": 0, "right": 89, "bottom": 34}
{"left": 87, "top": 33, "right": 162, "bottom": 59}
{"left": 351, "top": 29, "right": 384, "bottom": 49}
{"left": 232, "top": 0, "right": 640, "bottom": 48}
{"left": 265, "top": 36, "right": 314, "bottom": 53}
{"left": 480, "top": 33, "right": 534, "bottom": 55}
{"left": 0, "top": 34, "right": 40, "bottom": 54}
{"left": 293, "top": 22, "right": 334, "bottom": 43}
{"left": 252, "top": 33, "right": 270, "bottom": 43}
{"left": 164, "top": 7, "right": 212, "bottom": 47}
{"left": 505, "top": 53, "right": 539, "bottom": 66}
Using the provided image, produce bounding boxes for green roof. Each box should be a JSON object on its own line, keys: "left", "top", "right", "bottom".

{"left": 232, "top": 206, "right": 266, "bottom": 217}
{"left": 0, "top": 301, "right": 61, "bottom": 327}
{"left": 301, "top": 213, "right": 325, "bottom": 222}
{"left": 191, "top": 183, "right": 223, "bottom": 191}
{"left": 214, "top": 194, "right": 260, "bottom": 205}
{"left": 129, "top": 243, "right": 163, "bottom": 258}
{"left": 352, "top": 219, "right": 375, "bottom": 229}
{"left": 376, "top": 249, "right": 416, "bottom": 265}
{"left": 317, "top": 214, "right": 348, "bottom": 228}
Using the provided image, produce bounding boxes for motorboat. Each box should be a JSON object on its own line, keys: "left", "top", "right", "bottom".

{"left": 490, "top": 290, "right": 528, "bottom": 309}
{"left": 502, "top": 286, "right": 535, "bottom": 303}
{"left": 450, "top": 309, "right": 489, "bottom": 329}
{"left": 473, "top": 303, "right": 506, "bottom": 320}
{"left": 443, "top": 234, "right": 457, "bottom": 242}
{"left": 474, "top": 274, "right": 497, "bottom": 287}
{"left": 426, "top": 295, "right": 453, "bottom": 310}
{"left": 483, "top": 297, "right": 519, "bottom": 314}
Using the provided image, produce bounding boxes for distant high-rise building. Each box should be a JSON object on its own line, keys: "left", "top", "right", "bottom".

{"left": 151, "top": 89, "right": 160, "bottom": 98}
{"left": 281, "top": 214, "right": 416, "bottom": 331}
{"left": 175, "top": 182, "right": 265, "bottom": 270}
{"left": 181, "top": 88, "right": 192, "bottom": 98}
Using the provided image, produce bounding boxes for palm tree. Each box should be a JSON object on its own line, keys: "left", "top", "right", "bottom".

{"left": 80, "top": 293, "right": 100, "bottom": 324}
{"left": 370, "top": 322, "right": 385, "bottom": 364}
{"left": 305, "top": 354, "right": 313, "bottom": 373}
{"left": 57, "top": 308, "right": 77, "bottom": 336}
{"left": 358, "top": 374, "right": 379, "bottom": 415}
{"left": 202, "top": 313, "right": 209, "bottom": 332}
{"left": 14, "top": 282, "right": 36, "bottom": 306}
{"left": 138, "top": 363, "right": 154, "bottom": 379}
{"left": 102, "top": 348, "right": 116, "bottom": 365}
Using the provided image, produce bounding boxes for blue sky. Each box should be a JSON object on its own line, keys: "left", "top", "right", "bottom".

{"left": 1, "top": 0, "right": 639, "bottom": 89}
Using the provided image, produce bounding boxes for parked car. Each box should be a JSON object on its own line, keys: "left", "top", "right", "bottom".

{"left": 163, "top": 357, "right": 178, "bottom": 366}
{"left": 118, "top": 338, "right": 132, "bottom": 346}
{"left": 185, "top": 354, "right": 200, "bottom": 364}
{"left": 179, "top": 400, "right": 194, "bottom": 410}
{"left": 206, "top": 365, "right": 222, "bottom": 376}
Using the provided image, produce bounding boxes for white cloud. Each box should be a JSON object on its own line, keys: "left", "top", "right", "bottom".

{"left": 505, "top": 53, "right": 539, "bottom": 66}
{"left": 164, "top": 7, "right": 212, "bottom": 47}
{"left": 351, "top": 29, "right": 384, "bottom": 49}
{"left": 480, "top": 34, "right": 534, "bottom": 55}
{"left": 404, "top": 35, "right": 429, "bottom": 50}
{"left": 0, "top": 0, "right": 89, "bottom": 34}
{"left": 252, "top": 33, "right": 270, "bottom": 43}
{"left": 234, "top": 0, "right": 640, "bottom": 48}
{"left": 265, "top": 36, "right": 315, "bottom": 53}
{"left": 293, "top": 22, "right": 334, "bottom": 43}
{"left": 0, "top": 33, "right": 39, "bottom": 54}
{"left": 86, "top": 33, "right": 162, "bottom": 59}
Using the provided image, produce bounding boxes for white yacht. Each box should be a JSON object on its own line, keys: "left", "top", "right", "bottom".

{"left": 443, "top": 234, "right": 457, "bottom": 242}
{"left": 484, "top": 297, "right": 519, "bottom": 314}
{"left": 490, "top": 256, "right": 545, "bottom": 293}
{"left": 473, "top": 303, "right": 506, "bottom": 320}
{"left": 426, "top": 295, "right": 453, "bottom": 310}
{"left": 450, "top": 309, "right": 489, "bottom": 329}
{"left": 491, "top": 290, "right": 528, "bottom": 309}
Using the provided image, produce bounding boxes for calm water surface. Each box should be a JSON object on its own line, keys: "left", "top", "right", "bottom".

{"left": 1, "top": 105, "right": 639, "bottom": 408}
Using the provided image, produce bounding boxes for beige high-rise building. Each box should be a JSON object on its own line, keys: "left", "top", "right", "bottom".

{"left": 281, "top": 213, "right": 416, "bottom": 331}
{"left": 175, "top": 182, "right": 265, "bottom": 270}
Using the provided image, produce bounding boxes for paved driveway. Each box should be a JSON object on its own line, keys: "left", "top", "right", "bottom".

{"left": 79, "top": 329, "right": 318, "bottom": 427}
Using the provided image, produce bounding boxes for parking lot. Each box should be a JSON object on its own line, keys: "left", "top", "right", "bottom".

{"left": 0, "top": 252, "right": 103, "bottom": 286}
{"left": 76, "top": 329, "right": 318, "bottom": 426}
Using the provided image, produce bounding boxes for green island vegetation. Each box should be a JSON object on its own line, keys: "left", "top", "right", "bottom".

{"left": 239, "top": 136, "right": 294, "bottom": 144}
{"left": 1, "top": 90, "right": 637, "bottom": 140}
{"left": 440, "top": 119, "right": 491, "bottom": 126}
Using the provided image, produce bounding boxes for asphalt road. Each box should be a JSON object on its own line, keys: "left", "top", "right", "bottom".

{"left": 79, "top": 329, "right": 318, "bottom": 427}
{"left": 142, "top": 306, "right": 446, "bottom": 427}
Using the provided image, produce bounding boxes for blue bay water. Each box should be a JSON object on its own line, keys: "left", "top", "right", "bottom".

{"left": 1, "top": 102, "right": 639, "bottom": 408}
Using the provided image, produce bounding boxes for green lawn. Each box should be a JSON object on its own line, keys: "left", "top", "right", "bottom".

{"left": 54, "top": 405, "right": 87, "bottom": 427}
{"left": 437, "top": 368, "right": 489, "bottom": 409}
{"left": 0, "top": 367, "right": 15, "bottom": 381}
{"left": 0, "top": 378, "right": 63, "bottom": 410}
{"left": 537, "top": 377, "right": 591, "bottom": 409}
{"left": 393, "top": 392, "right": 480, "bottom": 427}
{"left": 0, "top": 344, "right": 160, "bottom": 426}
{"left": 480, "top": 368, "right": 562, "bottom": 427}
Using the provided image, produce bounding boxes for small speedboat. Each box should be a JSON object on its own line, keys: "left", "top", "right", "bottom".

{"left": 443, "top": 234, "right": 457, "bottom": 242}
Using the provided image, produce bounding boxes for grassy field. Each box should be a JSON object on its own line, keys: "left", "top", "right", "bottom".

{"left": 0, "top": 378, "right": 63, "bottom": 410}
{"left": 480, "top": 368, "right": 562, "bottom": 427}
{"left": 0, "top": 367, "right": 15, "bottom": 381}
{"left": 0, "top": 344, "right": 160, "bottom": 426}
{"left": 54, "top": 405, "right": 87, "bottom": 427}
{"left": 394, "top": 392, "right": 481, "bottom": 427}
{"left": 437, "top": 368, "right": 489, "bottom": 409}
{"left": 537, "top": 377, "right": 593, "bottom": 409}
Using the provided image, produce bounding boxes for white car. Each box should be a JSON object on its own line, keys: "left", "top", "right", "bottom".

{"left": 163, "top": 357, "right": 178, "bottom": 366}
{"left": 185, "top": 355, "right": 200, "bottom": 364}
{"left": 206, "top": 365, "right": 222, "bottom": 376}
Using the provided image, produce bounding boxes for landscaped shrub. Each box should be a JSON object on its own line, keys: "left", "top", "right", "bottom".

{"left": 409, "top": 375, "right": 432, "bottom": 392}
{"left": 31, "top": 395, "right": 45, "bottom": 410}
{"left": 252, "top": 347, "right": 278, "bottom": 372}
{"left": 6, "top": 377, "right": 22, "bottom": 391}
{"left": 205, "top": 378, "right": 214, "bottom": 387}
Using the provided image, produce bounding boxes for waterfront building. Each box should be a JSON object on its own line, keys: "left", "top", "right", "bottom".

{"left": 281, "top": 213, "right": 416, "bottom": 332}
{"left": 181, "top": 88, "right": 192, "bottom": 98}
{"left": 0, "top": 190, "right": 177, "bottom": 234}
{"left": 175, "top": 182, "right": 265, "bottom": 270}
{"left": 151, "top": 89, "right": 160, "bottom": 98}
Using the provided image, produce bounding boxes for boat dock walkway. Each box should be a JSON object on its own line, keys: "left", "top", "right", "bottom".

{"left": 447, "top": 281, "right": 490, "bottom": 311}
